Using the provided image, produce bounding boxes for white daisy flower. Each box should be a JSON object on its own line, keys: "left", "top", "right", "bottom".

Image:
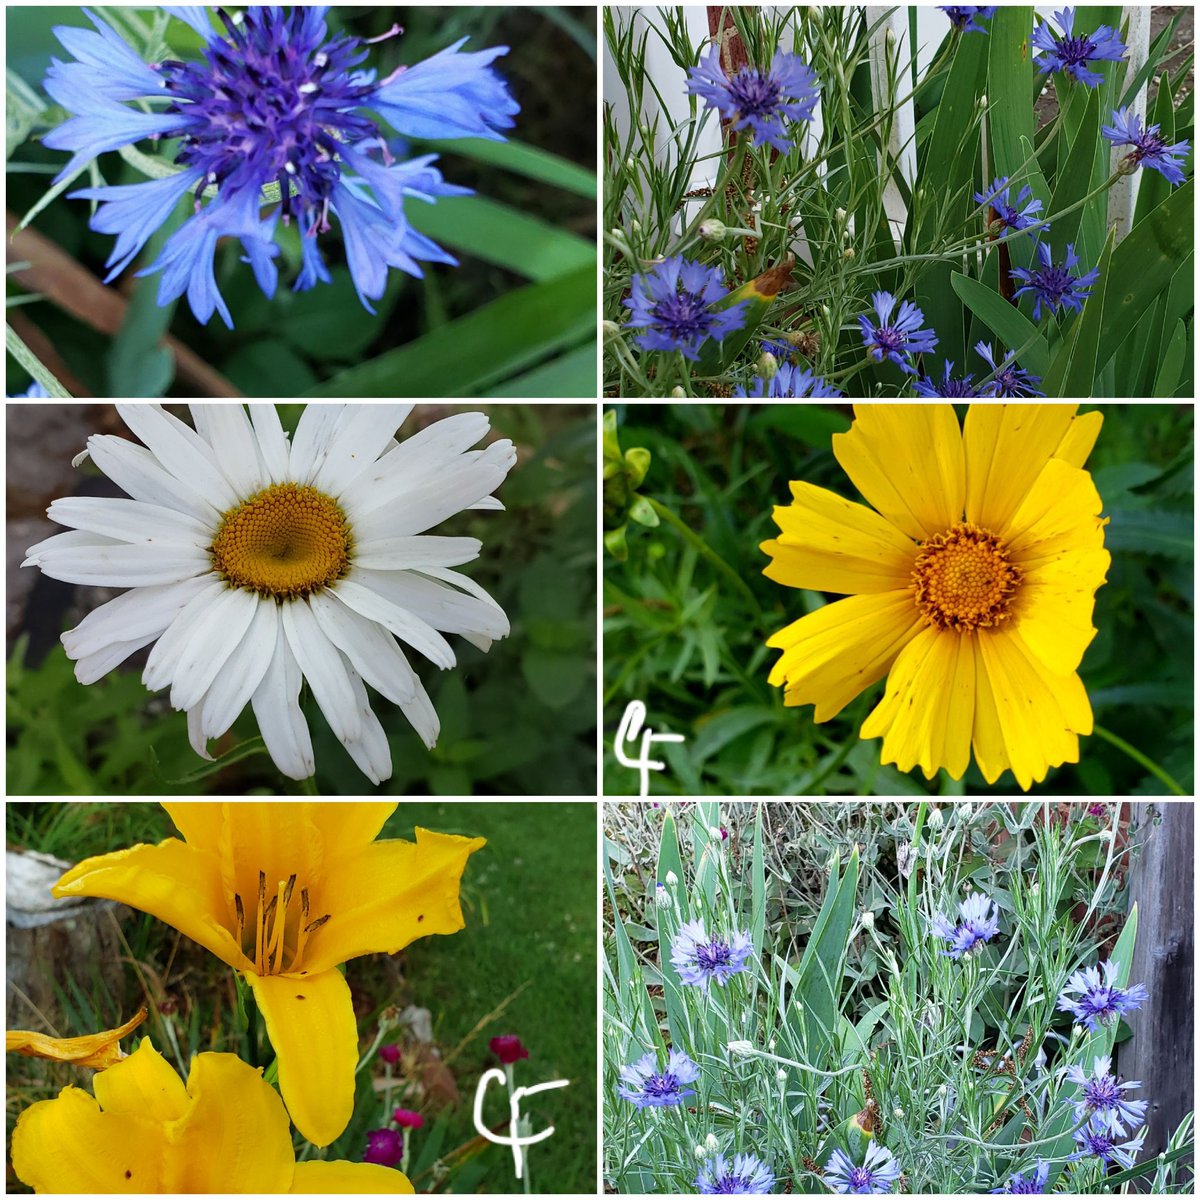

{"left": 22, "top": 403, "right": 516, "bottom": 785}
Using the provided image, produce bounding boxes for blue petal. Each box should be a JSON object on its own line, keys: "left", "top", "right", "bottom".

{"left": 162, "top": 5, "right": 217, "bottom": 42}
{"left": 42, "top": 96, "right": 190, "bottom": 183}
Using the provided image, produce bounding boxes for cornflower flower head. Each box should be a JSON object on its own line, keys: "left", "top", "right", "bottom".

{"left": 974, "top": 342, "right": 1045, "bottom": 397}
{"left": 1058, "top": 961, "right": 1148, "bottom": 1030}
{"left": 617, "top": 1049, "right": 699, "bottom": 1108}
{"left": 1032, "top": 7, "right": 1127, "bottom": 87}
{"left": 696, "top": 1150, "right": 775, "bottom": 1194}
{"left": 43, "top": 7, "right": 517, "bottom": 326}
{"left": 930, "top": 893, "right": 1000, "bottom": 958}
{"left": 1011, "top": 242, "right": 1100, "bottom": 321}
{"left": 736, "top": 364, "right": 843, "bottom": 398}
{"left": 686, "top": 48, "right": 820, "bottom": 153}
{"left": 1065, "top": 1056, "right": 1148, "bottom": 1134}
{"left": 11, "top": 381, "right": 50, "bottom": 399}
{"left": 991, "top": 1160, "right": 1049, "bottom": 1193}
{"left": 624, "top": 257, "right": 748, "bottom": 361}
{"left": 670, "top": 919, "right": 754, "bottom": 990}
{"left": 1102, "top": 108, "right": 1191, "bottom": 186}
{"left": 858, "top": 292, "right": 938, "bottom": 374}
{"left": 1071, "top": 1115, "right": 1147, "bottom": 1169}
{"left": 913, "top": 361, "right": 979, "bottom": 398}
{"left": 940, "top": 8, "right": 998, "bottom": 35}
{"left": 824, "top": 1141, "right": 901, "bottom": 1194}
{"left": 975, "top": 177, "right": 1045, "bottom": 234}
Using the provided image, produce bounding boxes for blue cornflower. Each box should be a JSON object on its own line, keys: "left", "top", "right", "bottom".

{"left": 9, "top": 381, "right": 51, "bottom": 399}
{"left": 1066, "top": 1056, "right": 1149, "bottom": 1135}
{"left": 1071, "top": 1115, "right": 1147, "bottom": 1169}
{"left": 824, "top": 1142, "right": 901, "bottom": 1194}
{"left": 624, "top": 257, "right": 747, "bottom": 361}
{"left": 617, "top": 1049, "right": 699, "bottom": 1108}
{"left": 991, "top": 1160, "right": 1049, "bottom": 1193}
{"left": 686, "top": 49, "right": 820, "bottom": 153}
{"left": 759, "top": 337, "right": 796, "bottom": 362}
{"left": 974, "top": 342, "right": 1045, "bottom": 397}
{"left": 930, "top": 893, "right": 1000, "bottom": 959}
{"left": 671, "top": 919, "right": 754, "bottom": 990}
{"left": 1032, "top": 8, "right": 1127, "bottom": 87}
{"left": 1058, "top": 960, "right": 1148, "bottom": 1030}
{"left": 940, "top": 8, "right": 998, "bottom": 35}
{"left": 43, "top": 7, "right": 517, "bottom": 327}
{"left": 913, "top": 360, "right": 979, "bottom": 398}
{"left": 975, "top": 177, "right": 1045, "bottom": 234}
{"left": 1010, "top": 242, "right": 1099, "bottom": 321}
{"left": 735, "top": 363, "right": 842, "bottom": 398}
{"left": 858, "top": 291, "right": 938, "bottom": 374}
{"left": 696, "top": 1150, "right": 775, "bottom": 1194}
{"left": 1102, "top": 108, "right": 1191, "bottom": 186}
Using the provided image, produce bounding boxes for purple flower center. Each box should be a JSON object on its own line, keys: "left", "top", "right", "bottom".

{"left": 1131, "top": 130, "right": 1168, "bottom": 161}
{"left": 1053, "top": 33, "right": 1102, "bottom": 68}
{"left": 1084, "top": 986, "right": 1119, "bottom": 1020}
{"left": 848, "top": 1165, "right": 873, "bottom": 1188}
{"left": 726, "top": 69, "right": 783, "bottom": 119}
{"left": 695, "top": 939, "right": 734, "bottom": 970}
{"left": 872, "top": 325, "right": 906, "bottom": 354}
{"left": 1084, "top": 1129, "right": 1114, "bottom": 1156}
{"left": 938, "top": 378, "right": 977, "bottom": 397}
{"left": 1084, "top": 1076, "right": 1122, "bottom": 1109}
{"left": 1009, "top": 1177, "right": 1041, "bottom": 1194}
{"left": 1028, "top": 264, "right": 1076, "bottom": 304}
{"left": 651, "top": 292, "right": 712, "bottom": 340}
{"left": 713, "top": 1173, "right": 752, "bottom": 1194}
{"left": 643, "top": 1070, "right": 682, "bottom": 1099}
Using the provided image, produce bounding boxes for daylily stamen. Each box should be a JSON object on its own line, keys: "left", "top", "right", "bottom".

{"left": 305, "top": 914, "right": 331, "bottom": 933}
{"left": 255, "top": 870, "right": 267, "bottom": 968}
{"left": 266, "top": 878, "right": 287, "bottom": 973}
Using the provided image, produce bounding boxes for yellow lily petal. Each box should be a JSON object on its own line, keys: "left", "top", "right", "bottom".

{"left": 161, "top": 802, "right": 225, "bottom": 853}
{"left": 1054, "top": 409, "right": 1104, "bottom": 469}
{"left": 6, "top": 1008, "right": 146, "bottom": 1070}
{"left": 302, "top": 830, "right": 486, "bottom": 974}
{"left": 762, "top": 482, "right": 916, "bottom": 595}
{"left": 832, "top": 404, "right": 966, "bottom": 541}
{"left": 246, "top": 967, "right": 357, "bottom": 1148}
{"left": 92, "top": 1039, "right": 189, "bottom": 1122}
{"left": 53, "top": 839, "right": 245, "bottom": 972}
{"left": 290, "top": 1161, "right": 415, "bottom": 1193}
{"left": 216, "top": 803, "right": 324, "bottom": 925}
{"left": 306, "top": 802, "right": 399, "bottom": 861}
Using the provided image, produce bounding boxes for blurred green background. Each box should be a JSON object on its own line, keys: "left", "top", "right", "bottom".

{"left": 5, "top": 800, "right": 597, "bottom": 1194}
{"left": 6, "top": 6, "right": 597, "bottom": 398}
{"left": 603, "top": 403, "right": 1194, "bottom": 796}
{"left": 7, "top": 403, "right": 596, "bottom": 796}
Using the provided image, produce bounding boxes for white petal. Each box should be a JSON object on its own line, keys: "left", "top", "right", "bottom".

{"left": 351, "top": 535, "right": 481, "bottom": 571}
{"left": 46, "top": 496, "right": 213, "bottom": 549}
{"left": 24, "top": 529, "right": 123, "bottom": 563}
{"left": 74, "top": 632, "right": 162, "bottom": 685}
{"left": 142, "top": 580, "right": 228, "bottom": 692}
{"left": 187, "top": 705, "right": 215, "bottom": 761}
{"left": 307, "top": 590, "right": 417, "bottom": 706}
{"left": 288, "top": 403, "right": 344, "bottom": 485}
{"left": 117, "top": 403, "right": 239, "bottom": 510}
{"left": 420, "top": 566, "right": 510, "bottom": 650}
{"left": 331, "top": 576, "right": 455, "bottom": 669}
{"left": 249, "top": 404, "right": 291, "bottom": 483}
{"left": 251, "top": 620, "right": 315, "bottom": 780}
{"left": 467, "top": 496, "right": 505, "bottom": 511}
{"left": 168, "top": 586, "right": 259, "bottom": 712}
{"left": 62, "top": 576, "right": 212, "bottom": 661}
{"left": 353, "top": 567, "right": 509, "bottom": 641}
{"left": 398, "top": 674, "right": 440, "bottom": 749}
{"left": 315, "top": 404, "right": 413, "bottom": 497}
{"left": 189, "top": 404, "right": 266, "bottom": 496}
{"left": 337, "top": 658, "right": 392, "bottom": 785}
{"left": 199, "top": 599, "right": 279, "bottom": 739}
{"left": 85, "top": 434, "right": 220, "bottom": 524}
{"left": 23, "top": 541, "right": 211, "bottom": 588}
{"left": 281, "top": 597, "right": 361, "bottom": 743}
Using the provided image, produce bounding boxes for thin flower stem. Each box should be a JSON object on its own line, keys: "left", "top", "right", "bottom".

{"left": 1092, "top": 725, "right": 1186, "bottom": 795}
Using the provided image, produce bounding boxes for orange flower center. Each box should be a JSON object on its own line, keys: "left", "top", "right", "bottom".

{"left": 233, "top": 872, "right": 330, "bottom": 974}
{"left": 912, "top": 522, "right": 1022, "bottom": 633}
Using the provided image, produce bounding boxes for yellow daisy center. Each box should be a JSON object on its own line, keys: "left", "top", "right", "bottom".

{"left": 912, "top": 522, "right": 1022, "bottom": 633}
{"left": 210, "top": 483, "right": 351, "bottom": 599}
{"left": 233, "top": 871, "right": 330, "bottom": 975}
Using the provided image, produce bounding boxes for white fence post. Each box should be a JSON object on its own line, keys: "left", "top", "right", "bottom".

{"left": 865, "top": 6, "right": 916, "bottom": 249}
{"left": 1109, "top": 5, "right": 1152, "bottom": 242}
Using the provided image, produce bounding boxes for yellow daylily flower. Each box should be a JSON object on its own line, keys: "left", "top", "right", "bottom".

{"left": 52, "top": 802, "right": 485, "bottom": 1147}
{"left": 10, "top": 1038, "right": 413, "bottom": 1193}
{"left": 7, "top": 1007, "right": 147, "bottom": 1069}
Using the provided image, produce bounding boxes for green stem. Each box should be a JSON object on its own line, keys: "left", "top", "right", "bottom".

{"left": 245, "top": 985, "right": 259, "bottom": 1069}
{"left": 1092, "top": 725, "right": 1186, "bottom": 796}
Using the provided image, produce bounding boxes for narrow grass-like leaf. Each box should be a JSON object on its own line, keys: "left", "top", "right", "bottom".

{"left": 427, "top": 136, "right": 596, "bottom": 199}
{"left": 1153, "top": 319, "right": 1188, "bottom": 396}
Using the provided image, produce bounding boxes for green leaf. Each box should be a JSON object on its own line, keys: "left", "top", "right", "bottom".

{"left": 655, "top": 812, "right": 689, "bottom": 1047}
{"left": 1052, "top": 226, "right": 1115, "bottom": 397}
{"left": 986, "top": 8, "right": 1035, "bottom": 185}
{"left": 426, "top": 137, "right": 596, "bottom": 199}
{"left": 1104, "top": 509, "right": 1193, "bottom": 559}
{"left": 950, "top": 272, "right": 1049, "bottom": 377}
{"left": 1153, "top": 319, "right": 1188, "bottom": 397}
{"left": 6, "top": 67, "right": 44, "bottom": 160}
{"left": 521, "top": 647, "right": 587, "bottom": 709}
{"left": 5, "top": 323, "right": 70, "bottom": 396}
{"left": 490, "top": 342, "right": 595, "bottom": 397}
{"left": 750, "top": 805, "right": 766, "bottom": 960}
{"left": 280, "top": 267, "right": 394, "bottom": 361}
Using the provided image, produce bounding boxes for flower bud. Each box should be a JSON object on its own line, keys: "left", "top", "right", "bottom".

{"left": 695, "top": 1145, "right": 708, "bottom": 1160}
{"left": 835, "top": 207, "right": 847, "bottom": 225}
{"left": 768, "top": 1039, "right": 776, "bottom": 1052}
{"left": 666, "top": 870, "right": 679, "bottom": 886}
{"left": 928, "top": 806, "right": 944, "bottom": 829}
{"left": 843, "top": 247, "right": 855, "bottom": 261}
{"left": 860, "top": 910, "right": 875, "bottom": 929}
{"left": 699, "top": 218, "right": 728, "bottom": 241}
{"left": 602, "top": 320, "right": 620, "bottom": 341}
{"left": 757, "top": 350, "right": 779, "bottom": 380}
{"left": 670, "top": 386, "right": 686, "bottom": 398}
{"left": 979, "top": 94, "right": 988, "bottom": 109}
{"left": 655, "top": 882, "right": 670, "bottom": 906}
{"left": 705, "top": 1133, "right": 719, "bottom": 1151}
{"left": 777, "top": 1068, "right": 787, "bottom": 1082}
{"left": 727, "top": 1040, "right": 755, "bottom": 1056}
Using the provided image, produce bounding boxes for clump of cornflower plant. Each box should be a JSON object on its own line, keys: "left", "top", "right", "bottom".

{"left": 913, "top": 360, "right": 978, "bottom": 398}
{"left": 617, "top": 1049, "right": 700, "bottom": 1108}
{"left": 991, "top": 1160, "right": 1049, "bottom": 1194}
{"left": 686, "top": 49, "right": 820, "bottom": 153}
{"left": 858, "top": 292, "right": 938, "bottom": 373}
{"left": 824, "top": 1142, "right": 901, "bottom": 1194}
{"left": 1071, "top": 1115, "right": 1147, "bottom": 1169}
{"left": 1066, "top": 1056, "right": 1148, "bottom": 1133}
{"left": 1032, "top": 7, "right": 1127, "bottom": 87}
{"left": 1058, "top": 960, "right": 1148, "bottom": 1030}
{"left": 940, "top": 7, "right": 998, "bottom": 36}
{"left": 975, "top": 177, "right": 1045, "bottom": 234}
{"left": 974, "top": 342, "right": 1044, "bottom": 397}
{"left": 43, "top": 7, "right": 517, "bottom": 326}
{"left": 735, "top": 363, "right": 842, "bottom": 398}
{"left": 1010, "top": 242, "right": 1100, "bottom": 320}
{"left": 930, "top": 893, "right": 1000, "bottom": 958}
{"left": 670, "top": 919, "right": 754, "bottom": 990}
{"left": 624, "top": 257, "right": 747, "bottom": 361}
{"left": 696, "top": 1149, "right": 775, "bottom": 1194}
{"left": 1102, "top": 108, "right": 1191, "bottom": 186}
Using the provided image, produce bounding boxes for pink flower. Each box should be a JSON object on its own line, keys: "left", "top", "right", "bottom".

{"left": 378, "top": 1043, "right": 401, "bottom": 1065}
{"left": 364, "top": 1128, "right": 404, "bottom": 1167}
{"left": 489, "top": 1035, "right": 530, "bottom": 1065}
{"left": 393, "top": 1108, "right": 425, "bottom": 1129}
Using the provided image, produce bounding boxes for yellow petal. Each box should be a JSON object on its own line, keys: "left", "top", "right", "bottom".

{"left": 762, "top": 482, "right": 915, "bottom": 595}
{"left": 217, "top": 803, "right": 324, "bottom": 927}
{"left": 301, "top": 830, "right": 486, "bottom": 974}
{"left": 290, "top": 1161, "right": 415, "bottom": 1193}
{"left": 165, "top": 1052, "right": 295, "bottom": 1193}
{"left": 161, "top": 802, "right": 224, "bottom": 853}
{"left": 766, "top": 591, "right": 924, "bottom": 721}
{"left": 1003, "top": 457, "right": 1108, "bottom": 565}
{"left": 10, "top": 1085, "right": 167, "bottom": 1193}
{"left": 7, "top": 1008, "right": 146, "bottom": 1070}
{"left": 246, "top": 968, "right": 358, "bottom": 1148}
{"left": 305, "top": 802, "right": 399, "bottom": 861}
{"left": 53, "top": 839, "right": 245, "bottom": 972}
{"left": 1011, "top": 547, "right": 1109, "bottom": 675}
{"left": 832, "top": 404, "right": 966, "bottom": 541}
{"left": 1054, "top": 409, "right": 1103, "bottom": 468}
{"left": 963, "top": 404, "right": 1077, "bottom": 532}
{"left": 92, "top": 1039, "right": 188, "bottom": 1122}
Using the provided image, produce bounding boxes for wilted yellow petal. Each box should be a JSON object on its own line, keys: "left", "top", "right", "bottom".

{"left": 6, "top": 1008, "right": 146, "bottom": 1070}
{"left": 290, "top": 1161, "right": 415, "bottom": 1193}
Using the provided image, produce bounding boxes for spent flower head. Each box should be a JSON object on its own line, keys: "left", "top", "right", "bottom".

{"left": 617, "top": 1049, "right": 700, "bottom": 1108}
{"left": 1065, "top": 1056, "right": 1148, "bottom": 1134}
{"left": 824, "top": 1141, "right": 901, "bottom": 1194}
{"left": 1032, "top": 7, "right": 1127, "bottom": 86}
{"left": 624, "top": 256, "right": 748, "bottom": 361}
{"left": 1102, "top": 108, "right": 1191, "bottom": 186}
{"left": 671, "top": 919, "right": 754, "bottom": 990}
{"left": 858, "top": 291, "right": 938, "bottom": 373}
{"left": 1010, "top": 242, "right": 1100, "bottom": 321}
{"left": 696, "top": 1150, "right": 775, "bottom": 1194}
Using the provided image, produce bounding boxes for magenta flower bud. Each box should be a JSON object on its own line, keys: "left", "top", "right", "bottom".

{"left": 364, "top": 1128, "right": 404, "bottom": 1168}
{"left": 378, "top": 1043, "right": 401, "bottom": 1065}
{"left": 392, "top": 1108, "right": 425, "bottom": 1129}
{"left": 489, "top": 1035, "right": 530, "bottom": 1065}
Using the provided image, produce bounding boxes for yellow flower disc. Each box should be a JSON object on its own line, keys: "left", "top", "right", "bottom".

{"left": 210, "top": 483, "right": 351, "bottom": 599}
{"left": 912, "top": 521, "right": 1022, "bottom": 632}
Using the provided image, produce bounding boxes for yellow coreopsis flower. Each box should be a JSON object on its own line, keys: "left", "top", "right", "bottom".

{"left": 10, "top": 1038, "right": 412, "bottom": 1193}
{"left": 762, "top": 404, "right": 1109, "bottom": 790}
{"left": 7, "top": 1008, "right": 146, "bottom": 1070}
{"left": 52, "top": 802, "right": 484, "bottom": 1147}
